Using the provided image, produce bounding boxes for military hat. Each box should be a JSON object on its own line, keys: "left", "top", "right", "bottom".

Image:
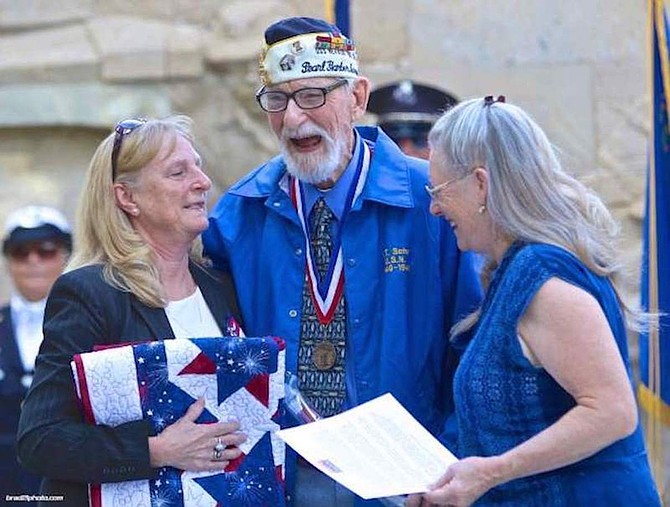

{"left": 368, "top": 80, "right": 458, "bottom": 144}
{"left": 259, "top": 16, "right": 358, "bottom": 86}
{"left": 2, "top": 205, "right": 72, "bottom": 255}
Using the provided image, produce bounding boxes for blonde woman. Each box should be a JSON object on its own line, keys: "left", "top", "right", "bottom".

{"left": 18, "top": 116, "right": 245, "bottom": 506}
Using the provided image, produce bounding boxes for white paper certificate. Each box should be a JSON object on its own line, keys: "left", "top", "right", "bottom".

{"left": 276, "top": 393, "right": 458, "bottom": 500}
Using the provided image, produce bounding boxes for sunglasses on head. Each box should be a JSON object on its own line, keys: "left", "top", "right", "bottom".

{"left": 111, "top": 118, "right": 147, "bottom": 181}
{"left": 7, "top": 241, "right": 62, "bottom": 262}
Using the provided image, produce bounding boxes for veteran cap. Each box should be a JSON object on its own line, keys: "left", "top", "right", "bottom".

{"left": 259, "top": 16, "right": 359, "bottom": 86}
{"left": 368, "top": 80, "right": 459, "bottom": 144}
{"left": 2, "top": 205, "right": 72, "bottom": 255}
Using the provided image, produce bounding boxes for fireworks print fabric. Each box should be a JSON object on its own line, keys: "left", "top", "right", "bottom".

{"left": 70, "top": 337, "right": 286, "bottom": 507}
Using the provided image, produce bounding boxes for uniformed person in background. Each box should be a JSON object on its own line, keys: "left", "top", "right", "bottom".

{"left": 0, "top": 205, "right": 71, "bottom": 500}
{"left": 367, "top": 80, "right": 458, "bottom": 159}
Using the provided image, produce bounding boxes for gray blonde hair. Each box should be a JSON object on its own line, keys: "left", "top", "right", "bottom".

{"left": 428, "top": 97, "right": 636, "bottom": 334}
{"left": 68, "top": 115, "right": 202, "bottom": 308}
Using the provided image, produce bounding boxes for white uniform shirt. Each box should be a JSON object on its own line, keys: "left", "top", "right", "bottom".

{"left": 10, "top": 293, "right": 46, "bottom": 372}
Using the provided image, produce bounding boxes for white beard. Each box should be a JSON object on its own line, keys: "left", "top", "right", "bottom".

{"left": 280, "top": 123, "right": 348, "bottom": 185}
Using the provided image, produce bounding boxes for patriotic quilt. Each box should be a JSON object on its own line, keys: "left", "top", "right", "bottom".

{"left": 70, "top": 337, "right": 286, "bottom": 507}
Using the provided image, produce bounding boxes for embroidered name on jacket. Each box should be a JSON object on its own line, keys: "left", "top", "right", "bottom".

{"left": 384, "top": 247, "right": 411, "bottom": 273}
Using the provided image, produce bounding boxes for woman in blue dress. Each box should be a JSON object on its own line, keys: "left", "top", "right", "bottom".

{"left": 407, "top": 96, "right": 660, "bottom": 506}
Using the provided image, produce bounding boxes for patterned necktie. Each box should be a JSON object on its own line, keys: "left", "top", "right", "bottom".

{"left": 310, "top": 197, "right": 335, "bottom": 280}
{"left": 297, "top": 197, "right": 347, "bottom": 417}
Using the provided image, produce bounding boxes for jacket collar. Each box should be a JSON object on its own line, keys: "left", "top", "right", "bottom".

{"left": 355, "top": 126, "right": 414, "bottom": 209}
{"left": 129, "top": 296, "right": 173, "bottom": 342}
{"left": 228, "top": 126, "right": 416, "bottom": 210}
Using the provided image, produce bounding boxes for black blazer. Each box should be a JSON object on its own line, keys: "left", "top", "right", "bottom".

{"left": 0, "top": 305, "right": 41, "bottom": 500}
{"left": 17, "top": 261, "right": 242, "bottom": 506}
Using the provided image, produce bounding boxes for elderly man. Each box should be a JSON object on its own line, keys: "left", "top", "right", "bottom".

{"left": 0, "top": 205, "right": 71, "bottom": 500}
{"left": 203, "top": 16, "right": 482, "bottom": 506}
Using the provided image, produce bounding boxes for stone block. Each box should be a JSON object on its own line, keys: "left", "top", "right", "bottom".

{"left": 93, "top": 0, "right": 172, "bottom": 20}
{"left": 206, "top": 0, "right": 294, "bottom": 67}
{"left": 215, "top": 0, "right": 288, "bottom": 39}
{"left": 413, "top": 63, "right": 596, "bottom": 176}
{"left": 88, "top": 16, "right": 204, "bottom": 81}
{"left": 169, "top": 75, "right": 276, "bottom": 187}
{"left": 205, "top": 36, "right": 264, "bottom": 66}
{"left": 167, "top": 24, "right": 205, "bottom": 78}
{"left": 0, "top": 0, "right": 92, "bottom": 30}
{"left": 0, "top": 25, "right": 97, "bottom": 83}
{"left": 284, "top": 0, "right": 323, "bottom": 20}
{"left": 355, "top": 0, "right": 410, "bottom": 63}
{"left": 0, "top": 151, "right": 32, "bottom": 174}
{"left": 172, "top": 0, "right": 228, "bottom": 25}
{"left": 593, "top": 61, "right": 647, "bottom": 205}
{"left": 408, "top": 0, "right": 644, "bottom": 67}
{"left": 102, "top": 50, "right": 167, "bottom": 82}
{"left": 94, "top": 0, "right": 245, "bottom": 25}
{"left": 0, "top": 83, "right": 172, "bottom": 128}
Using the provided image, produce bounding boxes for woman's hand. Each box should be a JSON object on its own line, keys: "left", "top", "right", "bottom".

{"left": 148, "top": 397, "right": 246, "bottom": 471}
{"left": 405, "top": 493, "right": 434, "bottom": 506}
{"left": 405, "top": 456, "right": 503, "bottom": 507}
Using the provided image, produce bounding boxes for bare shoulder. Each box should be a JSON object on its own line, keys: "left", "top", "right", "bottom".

{"left": 524, "top": 277, "right": 601, "bottom": 326}
{"left": 518, "top": 276, "right": 613, "bottom": 362}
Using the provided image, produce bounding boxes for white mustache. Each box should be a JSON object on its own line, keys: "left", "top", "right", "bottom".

{"left": 281, "top": 123, "right": 332, "bottom": 144}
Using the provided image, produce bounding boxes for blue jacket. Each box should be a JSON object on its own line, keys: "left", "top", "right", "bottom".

{"left": 203, "top": 126, "right": 482, "bottom": 504}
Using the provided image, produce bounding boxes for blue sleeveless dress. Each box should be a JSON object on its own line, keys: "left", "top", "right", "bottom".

{"left": 453, "top": 242, "right": 660, "bottom": 506}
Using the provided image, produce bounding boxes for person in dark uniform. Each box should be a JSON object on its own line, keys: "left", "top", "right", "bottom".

{"left": 0, "top": 205, "right": 72, "bottom": 500}
{"left": 367, "top": 80, "right": 458, "bottom": 159}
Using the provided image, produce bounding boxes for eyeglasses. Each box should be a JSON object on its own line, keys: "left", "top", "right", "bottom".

{"left": 425, "top": 169, "right": 475, "bottom": 199}
{"left": 111, "top": 118, "right": 146, "bottom": 181}
{"left": 7, "top": 241, "right": 62, "bottom": 262}
{"left": 255, "top": 79, "right": 348, "bottom": 113}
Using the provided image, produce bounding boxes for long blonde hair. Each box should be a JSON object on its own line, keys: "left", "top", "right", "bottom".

{"left": 68, "top": 115, "right": 201, "bottom": 307}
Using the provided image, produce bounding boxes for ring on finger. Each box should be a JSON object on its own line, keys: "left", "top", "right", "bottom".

{"left": 212, "top": 436, "right": 225, "bottom": 461}
{"left": 214, "top": 436, "right": 225, "bottom": 453}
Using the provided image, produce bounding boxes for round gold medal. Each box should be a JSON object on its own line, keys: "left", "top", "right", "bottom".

{"left": 312, "top": 341, "right": 337, "bottom": 370}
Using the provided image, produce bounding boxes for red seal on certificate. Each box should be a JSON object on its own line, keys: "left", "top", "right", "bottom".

{"left": 313, "top": 341, "right": 337, "bottom": 370}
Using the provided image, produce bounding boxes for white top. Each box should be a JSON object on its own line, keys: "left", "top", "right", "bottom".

{"left": 164, "top": 287, "right": 222, "bottom": 339}
{"left": 10, "top": 293, "right": 46, "bottom": 372}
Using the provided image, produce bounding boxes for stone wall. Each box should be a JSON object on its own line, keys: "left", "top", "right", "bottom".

{"left": 0, "top": 0, "right": 648, "bottom": 307}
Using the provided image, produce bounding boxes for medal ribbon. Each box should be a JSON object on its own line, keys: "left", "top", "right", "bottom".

{"left": 290, "top": 138, "right": 371, "bottom": 325}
